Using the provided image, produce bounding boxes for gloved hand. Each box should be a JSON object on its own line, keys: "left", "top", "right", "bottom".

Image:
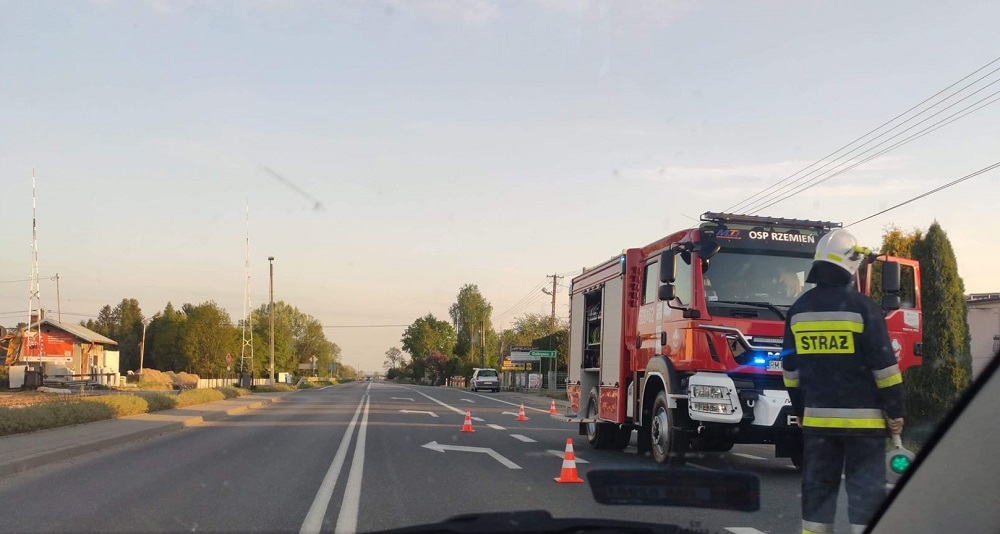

{"left": 887, "top": 418, "right": 904, "bottom": 434}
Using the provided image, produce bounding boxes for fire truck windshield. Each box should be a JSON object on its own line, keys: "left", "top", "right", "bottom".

{"left": 704, "top": 250, "right": 815, "bottom": 307}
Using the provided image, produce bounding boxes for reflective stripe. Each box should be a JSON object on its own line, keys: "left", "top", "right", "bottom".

{"left": 783, "top": 369, "right": 800, "bottom": 388}
{"left": 825, "top": 253, "right": 842, "bottom": 262}
{"left": 875, "top": 373, "right": 903, "bottom": 389}
{"left": 806, "top": 407, "right": 885, "bottom": 418}
{"left": 803, "top": 416, "right": 885, "bottom": 429}
{"left": 802, "top": 520, "right": 834, "bottom": 533}
{"left": 791, "top": 311, "right": 863, "bottom": 326}
{"left": 873, "top": 364, "right": 903, "bottom": 388}
{"left": 872, "top": 364, "right": 901, "bottom": 380}
{"left": 803, "top": 407, "right": 886, "bottom": 429}
{"left": 790, "top": 321, "right": 864, "bottom": 334}
{"left": 850, "top": 525, "right": 867, "bottom": 534}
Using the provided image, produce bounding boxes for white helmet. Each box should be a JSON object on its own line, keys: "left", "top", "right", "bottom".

{"left": 811, "top": 228, "right": 869, "bottom": 277}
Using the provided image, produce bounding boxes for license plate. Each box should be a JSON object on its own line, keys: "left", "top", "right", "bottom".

{"left": 767, "top": 359, "right": 783, "bottom": 372}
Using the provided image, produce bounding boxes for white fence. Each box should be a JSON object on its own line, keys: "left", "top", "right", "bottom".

{"left": 195, "top": 378, "right": 280, "bottom": 388}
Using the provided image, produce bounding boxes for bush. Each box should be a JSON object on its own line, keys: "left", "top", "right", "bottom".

{"left": 215, "top": 386, "right": 251, "bottom": 399}
{"left": 83, "top": 395, "right": 149, "bottom": 417}
{"left": 298, "top": 381, "right": 319, "bottom": 389}
{"left": 134, "top": 381, "right": 172, "bottom": 391}
{"left": 143, "top": 394, "right": 178, "bottom": 412}
{"left": 254, "top": 384, "right": 295, "bottom": 393}
{"left": 174, "top": 389, "right": 225, "bottom": 408}
{"left": 139, "top": 369, "right": 172, "bottom": 385}
{"left": 0, "top": 402, "right": 116, "bottom": 436}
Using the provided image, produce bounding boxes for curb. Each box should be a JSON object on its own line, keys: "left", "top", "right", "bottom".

{"left": 0, "top": 395, "right": 285, "bottom": 479}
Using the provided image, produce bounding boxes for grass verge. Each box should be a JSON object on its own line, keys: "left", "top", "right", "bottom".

{"left": 82, "top": 395, "right": 149, "bottom": 417}
{"left": 174, "top": 389, "right": 225, "bottom": 408}
{"left": 0, "top": 402, "right": 116, "bottom": 436}
{"left": 142, "top": 393, "right": 178, "bottom": 411}
{"left": 254, "top": 384, "right": 296, "bottom": 393}
{"left": 215, "top": 386, "right": 251, "bottom": 399}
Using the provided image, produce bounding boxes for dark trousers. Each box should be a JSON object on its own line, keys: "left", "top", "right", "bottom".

{"left": 802, "top": 434, "right": 886, "bottom": 531}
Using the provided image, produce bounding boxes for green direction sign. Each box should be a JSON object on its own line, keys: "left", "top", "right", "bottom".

{"left": 530, "top": 350, "right": 556, "bottom": 358}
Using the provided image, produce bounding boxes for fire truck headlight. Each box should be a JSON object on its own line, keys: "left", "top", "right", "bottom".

{"left": 691, "top": 385, "right": 727, "bottom": 399}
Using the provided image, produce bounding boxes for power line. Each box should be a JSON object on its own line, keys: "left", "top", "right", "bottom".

{"left": 846, "top": 160, "right": 1000, "bottom": 227}
{"left": 726, "top": 55, "right": 1000, "bottom": 214}
{"left": 494, "top": 291, "right": 550, "bottom": 323}
{"left": 749, "top": 87, "right": 1000, "bottom": 214}
{"left": 492, "top": 280, "right": 548, "bottom": 320}
{"left": 744, "top": 78, "right": 1000, "bottom": 214}
{"left": 0, "top": 275, "right": 57, "bottom": 284}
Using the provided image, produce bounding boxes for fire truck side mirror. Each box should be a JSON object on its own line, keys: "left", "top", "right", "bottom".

{"left": 659, "top": 250, "right": 677, "bottom": 283}
{"left": 882, "top": 261, "right": 901, "bottom": 293}
{"left": 658, "top": 284, "right": 676, "bottom": 301}
{"left": 881, "top": 261, "right": 901, "bottom": 312}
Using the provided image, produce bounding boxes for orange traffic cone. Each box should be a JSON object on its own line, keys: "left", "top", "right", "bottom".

{"left": 554, "top": 438, "right": 584, "bottom": 483}
{"left": 460, "top": 409, "right": 475, "bottom": 433}
{"left": 549, "top": 399, "right": 558, "bottom": 415}
{"left": 516, "top": 403, "right": 529, "bottom": 421}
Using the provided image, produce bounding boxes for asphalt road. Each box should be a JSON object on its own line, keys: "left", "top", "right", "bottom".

{"left": 0, "top": 382, "right": 869, "bottom": 533}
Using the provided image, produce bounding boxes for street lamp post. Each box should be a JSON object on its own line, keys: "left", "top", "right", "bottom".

{"left": 268, "top": 256, "right": 275, "bottom": 386}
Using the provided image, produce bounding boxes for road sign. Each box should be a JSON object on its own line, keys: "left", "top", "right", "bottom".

{"left": 297, "top": 363, "right": 313, "bottom": 370}
{"left": 510, "top": 349, "right": 539, "bottom": 362}
{"left": 309, "top": 356, "right": 318, "bottom": 363}
{"left": 226, "top": 353, "right": 233, "bottom": 366}
{"left": 530, "top": 350, "right": 556, "bottom": 358}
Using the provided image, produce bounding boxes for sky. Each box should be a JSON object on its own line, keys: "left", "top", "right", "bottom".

{"left": 2, "top": 0, "right": 998, "bottom": 374}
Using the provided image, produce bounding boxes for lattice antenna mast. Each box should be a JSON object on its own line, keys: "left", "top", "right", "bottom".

{"left": 26, "top": 168, "right": 44, "bottom": 365}
{"left": 240, "top": 200, "right": 254, "bottom": 374}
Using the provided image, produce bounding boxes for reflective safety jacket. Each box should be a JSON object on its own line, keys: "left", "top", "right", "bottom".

{"left": 781, "top": 284, "right": 905, "bottom": 435}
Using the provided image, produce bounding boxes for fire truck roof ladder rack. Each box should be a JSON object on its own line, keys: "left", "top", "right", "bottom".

{"left": 701, "top": 212, "right": 842, "bottom": 230}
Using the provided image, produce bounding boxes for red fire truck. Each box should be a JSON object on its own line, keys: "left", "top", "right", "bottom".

{"left": 565, "top": 212, "right": 922, "bottom": 466}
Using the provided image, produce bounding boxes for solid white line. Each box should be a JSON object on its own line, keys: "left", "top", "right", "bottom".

{"left": 731, "top": 452, "right": 767, "bottom": 461}
{"left": 460, "top": 399, "right": 475, "bottom": 403}
{"left": 725, "top": 528, "right": 767, "bottom": 534}
{"left": 318, "top": 386, "right": 334, "bottom": 390}
{"left": 547, "top": 450, "right": 589, "bottom": 464}
{"left": 299, "top": 395, "right": 365, "bottom": 534}
{"left": 464, "top": 390, "right": 552, "bottom": 413}
{"left": 335, "top": 396, "right": 370, "bottom": 534}
{"left": 487, "top": 424, "right": 506, "bottom": 430}
{"left": 408, "top": 388, "right": 466, "bottom": 416}
{"left": 510, "top": 434, "right": 537, "bottom": 443}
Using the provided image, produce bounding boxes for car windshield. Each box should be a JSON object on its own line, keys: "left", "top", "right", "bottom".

{"left": 0, "top": 2, "right": 996, "bottom": 533}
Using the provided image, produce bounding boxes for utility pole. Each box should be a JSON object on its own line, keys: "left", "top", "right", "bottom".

{"left": 139, "top": 320, "right": 147, "bottom": 374}
{"left": 55, "top": 273, "right": 61, "bottom": 323}
{"left": 542, "top": 273, "right": 563, "bottom": 389}
{"left": 268, "top": 256, "right": 275, "bottom": 386}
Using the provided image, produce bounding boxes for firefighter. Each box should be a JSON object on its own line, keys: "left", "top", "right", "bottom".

{"left": 781, "top": 228, "right": 905, "bottom": 534}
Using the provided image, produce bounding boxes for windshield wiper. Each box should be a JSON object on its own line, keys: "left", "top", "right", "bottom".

{"left": 712, "top": 300, "right": 787, "bottom": 321}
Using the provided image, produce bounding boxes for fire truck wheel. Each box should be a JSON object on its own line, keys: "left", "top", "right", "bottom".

{"left": 586, "top": 389, "right": 615, "bottom": 449}
{"left": 649, "top": 391, "right": 685, "bottom": 464}
{"left": 689, "top": 436, "right": 734, "bottom": 452}
{"left": 611, "top": 426, "right": 632, "bottom": 450}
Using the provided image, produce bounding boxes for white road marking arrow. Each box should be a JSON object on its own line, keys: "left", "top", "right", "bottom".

{"left": 501, "top": 411, "right": 519, "bottom": 416}
{"left": 399, "top": 409, "right": 438, "bottom": 418}
{"left": 391, "top": 397, "right": 414, "bottom": 401}
{"left": 472, "top": 417, "right": 485, "bottom": 422}
{"left": 421, "top": 441, "right": 521, "bottom": 469}
{"left": 510, "top": 434, "right": 536, "bottom": 443}
{"left": 460, "top": 399, "right": 475, "bottom": 403}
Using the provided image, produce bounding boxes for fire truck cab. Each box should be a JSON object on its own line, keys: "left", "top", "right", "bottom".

{"left": 565, "top": 212, "right": 922, "bottom": 466}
